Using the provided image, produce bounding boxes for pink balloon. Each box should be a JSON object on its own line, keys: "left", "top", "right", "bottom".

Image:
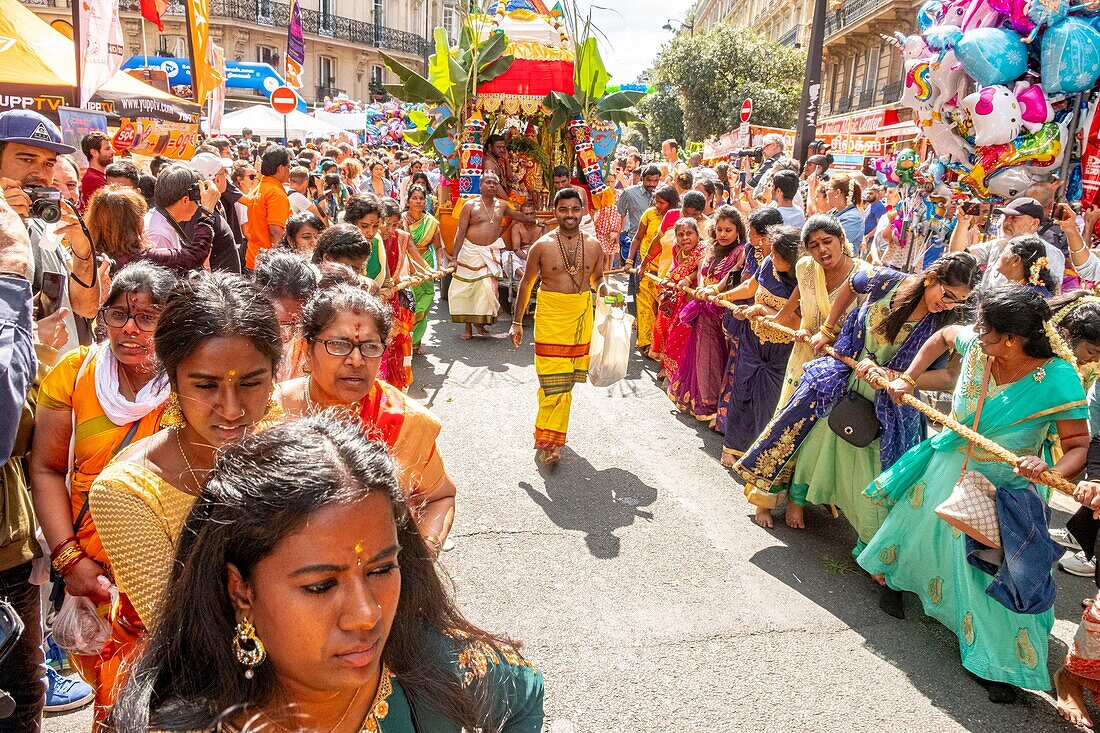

{"left": 1013, "top": 81, "right": 1054, "bottom": 133}
{"left": 957, "top": 0, "right": 1003, "bottom": 31}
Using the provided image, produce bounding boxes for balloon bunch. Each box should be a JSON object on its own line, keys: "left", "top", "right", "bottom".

{"left": 892, "top": 0, "right": 1100, "bottom": 199}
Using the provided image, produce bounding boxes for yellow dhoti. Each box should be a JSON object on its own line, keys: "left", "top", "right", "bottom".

{"left": 448, "top": 238, "right": 504, "bottom": 324}
{"left": 635, "top": 270, "right": 659, "bottom": 350}
{"left": 533, "top": 289, "right": 593, "bottom": 449}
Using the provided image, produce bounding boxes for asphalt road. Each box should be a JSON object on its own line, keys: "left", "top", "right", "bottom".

{"left": 45, "top": 292, "right": 1095, "bottom": 732}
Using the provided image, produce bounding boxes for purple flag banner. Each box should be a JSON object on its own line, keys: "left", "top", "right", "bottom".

{"left": 285, "top": 0, "right": 305, "bottom": 89}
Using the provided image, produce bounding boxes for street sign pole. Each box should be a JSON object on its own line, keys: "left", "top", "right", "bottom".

{"left": 269, "top": 85, "right": 299, "bottom": 146}
{"left": 284, "top": 116, "right": 288, "bottom": 146}
{"left": 794, "top": 0, "right": 827, "bottom": 163}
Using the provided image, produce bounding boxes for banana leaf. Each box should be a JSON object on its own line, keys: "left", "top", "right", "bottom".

{"left": 596, "top": 90, "right": 646, "bottom": 114}
{"left": 544, "top": 91, "right": 580, "bottom": 133}
{"left": 428, "top": 28, "right": 453, "bottom": 97}
{"left": 380, "top": 53, "right": 448, "bottom": 106}
{"left": 574, "top": 37, "right": 610, "bottom": 106}
{"left": 478, "top": 54, "right": 515, "bottom": 85}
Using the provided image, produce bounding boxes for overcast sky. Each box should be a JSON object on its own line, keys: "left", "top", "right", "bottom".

{"left": 575, "top": 0, "right": 697, "bottom": 84}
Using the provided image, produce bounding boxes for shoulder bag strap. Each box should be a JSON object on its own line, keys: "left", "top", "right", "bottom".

{"left": 960, "top": 356, "right": 994, "bottom": 473}
{"left": 71, "top": 418, "right": 143, "bottom": 533}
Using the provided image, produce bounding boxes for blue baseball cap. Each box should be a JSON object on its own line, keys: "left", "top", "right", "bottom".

{"left": 0, "top": 110, "right": 76, "bottom": 154}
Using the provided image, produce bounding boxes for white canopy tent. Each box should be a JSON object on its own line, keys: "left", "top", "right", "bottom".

{"left": 204, "top": 105, "right": 351, "bottom": 140}
{"left": 313, "top": 110, "right": 368, "bottom": 132}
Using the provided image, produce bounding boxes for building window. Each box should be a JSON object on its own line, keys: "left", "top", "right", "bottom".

{"left": 257, "top": 0, "right": 274, "bottom": 24}
{"left": 318, "top": 0, "right": 335, "bottom": 34}
{"left": 373, "top": 0, "right": 385, "bottom": 26}
{"left": 158, "top": 34, "right": 187, "bottom": 57}
{"left": 371, "top": 65, "right": 384, "bottom": 90}
{"left": 443, "top": 7, "right": 459, "bottom": 44}
{"left": 257, "top": 44, "right": 280, "bottom": 67}
{"left": 318, "top": 55, "right": 336, "bottom": 94}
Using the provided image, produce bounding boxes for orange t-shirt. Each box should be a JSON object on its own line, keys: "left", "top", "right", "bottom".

{"left": 244, "top": 175, "right": 291, "bottom": 269}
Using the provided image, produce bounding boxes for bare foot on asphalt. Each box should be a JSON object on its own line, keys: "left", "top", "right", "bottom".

{"left": 785, "top": 502, "right": 805, "bottom": 529}
{"left": 1056, "top": 667, "right": 1095, "bottom": 729}
{"left": 754, "top": 506, "right": 774, "bottom": 529}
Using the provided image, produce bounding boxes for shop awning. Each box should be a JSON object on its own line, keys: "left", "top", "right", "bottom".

{"left": 876, "top": 120, "right": 921, "bottom": 139}
{"left": 817, "top": 108, "right": 900, "bottom": 136}
{"left": 0, "top": 0, "right": 198, "bottom": 122}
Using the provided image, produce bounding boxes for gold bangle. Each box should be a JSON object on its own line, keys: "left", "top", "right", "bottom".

{"left": 51, "top": 544, "right": 86, "bottom": 576}
{"left": 900, "top": 373, "right": 917, "bottom": 388}
{"left": 819, "top": 323, "right": 837, "bottom": 339}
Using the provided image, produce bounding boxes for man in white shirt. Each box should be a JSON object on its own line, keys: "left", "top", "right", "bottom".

{"left": 286, "top": 165, "right": 325, "bottom": 220}
{"left": 770, "top": 170, "right": 805, "bottom": 228}
{"left": 949, "top": 196, "right": 1065, "bottom": 291}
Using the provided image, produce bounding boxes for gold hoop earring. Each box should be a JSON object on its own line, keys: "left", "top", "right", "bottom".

{"left": 262, "top": 395, "right": 283, "bottom": 423}
{"left": 160, "top": 393, "right": 185, "bottom": 428}
{"left": 233, "top": 618, "right": 266, "bottom": 679}
{"left": 1006, "top": 338, "right": 1014, "bottom": 348}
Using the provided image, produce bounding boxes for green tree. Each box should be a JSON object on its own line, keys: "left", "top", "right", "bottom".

{"left": 651, "top": 24, "right": 805, "bottom": 142}
{"left": 635, "top": 87, "right": 684, "bottom": 149}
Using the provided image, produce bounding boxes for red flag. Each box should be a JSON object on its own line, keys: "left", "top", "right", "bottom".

{"left": 140, "top": 0, "right": 168, "bottom": 31}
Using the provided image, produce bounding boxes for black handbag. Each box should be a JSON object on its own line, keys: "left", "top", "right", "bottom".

{"left": 828, "top": 391, "right": 882, "bottom": 447}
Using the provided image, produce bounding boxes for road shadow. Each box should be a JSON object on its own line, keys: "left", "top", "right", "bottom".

{"left": 520, "top": 448, "right": 658, "bottom": 559}
{"left": 748, "top": 504, "right": 1093, "bottom": 731}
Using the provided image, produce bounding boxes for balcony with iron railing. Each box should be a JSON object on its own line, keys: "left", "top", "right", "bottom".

{"left": 315, "top": 84, "right": 345, "bottom": 100}
{"left": 23, "top": 0, "right": 428, "bottom": 57}
{"left": 823, "top": 0, "right": 906, "bottom": 40}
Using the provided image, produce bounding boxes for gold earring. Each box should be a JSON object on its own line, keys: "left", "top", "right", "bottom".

{"left": 923, "top": 278, "right": 930, "bottom": 287}
{"left": 232, "top": 618, "right": 266, "bottom": 678}
{"left": 1006, "top": 338, "right": 1014, "bottom": 348}
{"left": 262, "top": 395, "right": 283, "bottom": 424}
{"left": 160, "top": 393, "right": 185, "bottom": 428}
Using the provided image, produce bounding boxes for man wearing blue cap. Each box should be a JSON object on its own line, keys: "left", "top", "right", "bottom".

{"left": 0, "top": 110, "right": 102, "bottom": 333}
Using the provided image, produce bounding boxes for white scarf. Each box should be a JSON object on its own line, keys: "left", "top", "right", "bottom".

{"left": 93, "top": 343, "right": 170, "bottom": 426}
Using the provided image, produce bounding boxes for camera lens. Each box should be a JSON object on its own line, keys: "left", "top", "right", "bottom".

{"left": 31, "top": 199, "right": 61, "bottom": 224}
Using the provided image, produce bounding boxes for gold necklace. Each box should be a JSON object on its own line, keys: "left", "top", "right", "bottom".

{"left": 304, "top": 376, "right": 358, "bottom": 420}
{"left": 556, "top": 230, "right": 583, "bottom": 276}
{"left": 992, "top": 354, "right": 1035, "bottom": 385}
{"left": 262, "top": 684, "right": 363, "bottom": 733}
{"left": 173, "top": 427, "right": 203, "bottom": 492}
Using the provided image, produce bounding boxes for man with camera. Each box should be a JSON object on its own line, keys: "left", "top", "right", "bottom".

{"left": 134, "top": 165, "right": 220, "bottom": 274}
{"left": 0, "top": 110, "right": 102, "bottom": 358}
{"left": 743, "top": 133, "right": 785, "bottom": 198}
{"left": 244, "top": 146, "right": 292, "bottom": 271}
{"left": 949, "top": 196, "right": 1065, "bottom": 291}
{"left": 187, "top": 153, "right": 242, "bottom": 273}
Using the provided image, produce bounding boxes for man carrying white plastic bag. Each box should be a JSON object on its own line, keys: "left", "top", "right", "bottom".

{"left": 510, "top": 188, "right": 610, "bottom": 466}
{"left": 589, "top": 290, "right": 634, "bottom": 387}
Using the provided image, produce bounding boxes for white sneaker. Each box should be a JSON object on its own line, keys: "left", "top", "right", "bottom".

{"left": 1059, "top": 550, "right": 1096, "bottom": 578}
{"left": 1050, "top": 527, "right": 1083, "bottom": 552}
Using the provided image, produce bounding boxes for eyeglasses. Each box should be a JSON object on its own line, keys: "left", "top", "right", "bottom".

{"left": 101, "top": 307, "right": 159, "bottom": 331}
{"left": 315, "top": 338, "right": 385, "bottom": 358}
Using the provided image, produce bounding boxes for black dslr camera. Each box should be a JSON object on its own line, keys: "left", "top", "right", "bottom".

{"left": 731, "top": 147, "right": 764, "bottom": 163}
{"left": 186, "top": 181, "right": 202, "bottom": 203}
{"left": 25, "top": 186, "right": 62, "bottom": 223}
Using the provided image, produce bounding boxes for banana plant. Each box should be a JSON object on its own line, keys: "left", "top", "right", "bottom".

{"left": 380, "top": 24, "right": 513, "bottom": 154}
{"left": 542, "top": 2, "right": 646, "bottom": 133}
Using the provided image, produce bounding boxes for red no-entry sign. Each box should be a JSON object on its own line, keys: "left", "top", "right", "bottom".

{"left": 270, "top": 86, "right": 298, "bottom": 115}
{"left": 740, "top": 98, "right": 753, "bottom": 124}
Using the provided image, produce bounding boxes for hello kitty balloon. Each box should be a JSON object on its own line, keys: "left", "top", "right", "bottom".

{"left": 962, "top": 85, "right": 1022, "bottom": 146}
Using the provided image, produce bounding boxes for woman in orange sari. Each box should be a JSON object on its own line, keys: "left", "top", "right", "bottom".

{"left": 29, "top": 262, "right": 177, "bottom": 726}
{"left": 277, "top": 282, "right": 456, "bottom": 553}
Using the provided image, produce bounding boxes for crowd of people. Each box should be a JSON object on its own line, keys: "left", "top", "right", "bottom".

{"left": 0, "top": 108, "right": 544, "bottom": 732}
{"left": 617, "top": 134, "right": 1100, "bottom": 724}
{"left": 7, "top": 97, "right": 1100, "bottom": 731}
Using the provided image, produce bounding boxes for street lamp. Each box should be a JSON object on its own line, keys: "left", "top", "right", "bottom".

{"left": 662, "top": 18, "right": 695, "bottom": 35}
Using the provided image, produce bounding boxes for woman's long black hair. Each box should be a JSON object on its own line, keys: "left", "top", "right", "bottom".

{"left": 111, "top": 416, "right": 521, "bottom": 732}
{"left": 707, "top": 204, "right": 747, "bottom": 265}
{"left": 977, "top": 283, "right": 1056, "bottom": 358}
{"left": 1005, "top": 234, "right": 1056, "bottom": 294}
{"left": 873, "top": 251, "right": 979, "bottom": 343}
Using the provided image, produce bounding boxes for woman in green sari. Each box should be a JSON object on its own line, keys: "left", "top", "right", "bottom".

{"left": 858, "top": 285, "right": 1091, "bottom": 702}
{"left": 112, "top": 416, "right": 543, "bottom": 732}
{"left": 403, "top": 185, "right": 444, "bottom": 353}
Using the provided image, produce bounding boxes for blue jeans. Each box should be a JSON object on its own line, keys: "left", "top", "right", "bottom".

{"left": 0, "top": 561, "right": 44, "bottom": 732}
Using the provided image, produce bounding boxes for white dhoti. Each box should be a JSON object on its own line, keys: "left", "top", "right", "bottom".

{"left": 449, "top": 238, "right": 504, "bottom": 324}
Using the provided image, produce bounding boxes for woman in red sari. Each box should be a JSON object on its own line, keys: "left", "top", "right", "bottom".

{"left": 277, "top": 282, "right": 456, "bottom": 554}
{"left": 652, "top": 217, "right": 706, "bottom": 379}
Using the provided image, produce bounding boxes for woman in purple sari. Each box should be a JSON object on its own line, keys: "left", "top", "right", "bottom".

{"left": 717, "top": 225, "right": 800, "bottom": 468}
{"left": 668, "top": 206, "right": 748, "bottom": 423}
{"left": 735, "top": 252, "right": 979, "bottom": 535}
{"left": 716, "top": 207, "right": 786, "bottom": 439}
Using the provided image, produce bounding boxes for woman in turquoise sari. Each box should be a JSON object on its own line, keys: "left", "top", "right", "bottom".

{"left": 859, "top": 285, "right": 1091, "bottom": 703}
{"left": 112, "top": 416, "right": 543, "bottom": 732}
{"left": 403, "top": 185, "right": 444, "bottom": 353}
{"left": 735, "top": 253, "right": 979, "bottom": 534}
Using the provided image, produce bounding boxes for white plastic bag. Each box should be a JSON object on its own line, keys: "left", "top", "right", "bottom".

{"left": 53, "top": 578, "right": 116, "bottom": 656}
{"left": 589, "top": 295, "right": 634, "bottom": 387}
